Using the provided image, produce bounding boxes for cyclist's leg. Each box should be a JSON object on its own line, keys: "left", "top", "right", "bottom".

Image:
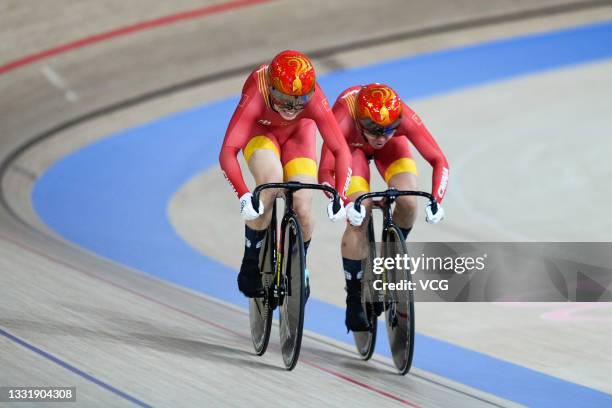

{"left": 244, "top": 130, "right": 284, "bottom": 230}
{"left": 278, "top": 119, "right": 318, "bottom": 299}
{"left": 341, "top": 148, "right": 372, "bottom": 261}
{"left": 341, "top": 148, "right": 372, "bottom": 331}
{"left": 237, "top": 129, "right": 283, "bottom": 297}
{"left": 388, "top": 173, "right": 417, "bottom": 236}
{"left": 279, "top": 119, "right": 317, "bottom": 246}
{"left": 374, "top": 137, "right": 418, "bottom": 240}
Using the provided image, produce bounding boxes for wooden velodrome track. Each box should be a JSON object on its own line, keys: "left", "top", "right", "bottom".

{"left": 1, "top": 1, "right": 612, "bottom": 406}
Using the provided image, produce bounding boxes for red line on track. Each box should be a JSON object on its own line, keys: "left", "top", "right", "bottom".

{"left": 301, "top": 360, "right": 421, "bottom": 407}
{"left": 0, "top": 232, "right": 420, "bottom": 407}
{"left": 0, "top": 0, "right": 273, "bottom": 75}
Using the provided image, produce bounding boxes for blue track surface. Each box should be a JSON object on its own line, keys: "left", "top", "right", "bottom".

{"left": 33, "top": 22, "right": 612, "bottom": 407}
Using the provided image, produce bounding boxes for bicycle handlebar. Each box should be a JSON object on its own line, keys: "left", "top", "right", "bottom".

{"left": 354, "top": 189, "right": 437, "bottom": 214}
{"left": 251, "top": 182, "right": 342, "bottom": 214}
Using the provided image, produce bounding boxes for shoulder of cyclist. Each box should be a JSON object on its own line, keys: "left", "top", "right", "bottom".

{"left": 398, "top": 102, "right": 449, "bottom": 203}
{"left": 221, "top": 69, "right": 266, "bottom": 148}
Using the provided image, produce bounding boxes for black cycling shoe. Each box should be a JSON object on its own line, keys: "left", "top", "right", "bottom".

{"left": 237, "top": 258, "right": 264, "bottom": 298}
{"left": 372, "top": 301, "right": 384, "bottom": 317}
{"left": 345, "top": 280, "right": 370, "bottom": 332}
{"left": 345, "top": 297, "right": 371, "bottom": 332}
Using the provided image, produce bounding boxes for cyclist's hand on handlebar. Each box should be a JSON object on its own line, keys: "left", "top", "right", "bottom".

{"left": 425, "top": 201, "right": 445, "bottom": 224}
{"left": 327, "top": 197, "right": 346, "bottom": 222}
{"left": 346, "top": 202, "right": 366, "bottom": 226}
{"left": 240, "top": 192, "right": 264, "bottom": 221}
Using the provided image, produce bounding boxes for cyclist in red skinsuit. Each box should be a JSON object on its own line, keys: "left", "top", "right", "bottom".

{"left": 219, "top": 50, "right": 352, "bottom": 298}
{"left": 319, "top": 83, "right": 449, "bottom": 331}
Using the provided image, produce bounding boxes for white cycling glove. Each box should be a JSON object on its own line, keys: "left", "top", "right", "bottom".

{"left": 327, "top": 198, "right": 346, "bottom": 222}
{"left": 425, "top": 202, "right": 445, "bottom": 224}
{"left": 346, "top": 202, "right": 366, "bottom": 227}
{"left": 240, "top": 192, "right": 264, "bottom": 221}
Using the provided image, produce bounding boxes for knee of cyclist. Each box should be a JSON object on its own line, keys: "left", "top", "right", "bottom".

{"left": 341, "top": 226, "right": 367, "bottom": 250}
{"left": 293, "top": 200, "right": 313, "bottom": 222}
{"left": 257, "top": 173, "right": 283, "bottom": 201}
{"left": 396, "top": 196, "right": 417, "bottom": 217}
{"left": 345, "top": 219, "right": 368, "bottom": 234}
{"left": 259, "top": 169, "right": 283, "bottom": 185}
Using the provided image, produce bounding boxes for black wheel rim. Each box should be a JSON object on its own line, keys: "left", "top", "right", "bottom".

{"left": 249, "top": 203, "right": 276, "bottom": 355}
{"left": 279, "top": 217, "right": 305, "bottom": 370}
{"left": 353, "top": 218, "right": 379, "bottom": 360}
{"left": 383, "top": 226, "right": 415, "bottom": 375}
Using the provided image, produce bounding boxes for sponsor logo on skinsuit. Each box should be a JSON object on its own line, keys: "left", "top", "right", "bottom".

{"left": 438, "top": 167, "right": 449, "bottom": 197}
{"left": 222, "top": 171, "right": 238, "bottom": 196}
{"left": 238, "top": 93, "right": 250, "bottom": 107}
{"left": 343, "top": 167, "right": 353, "bottom": 197}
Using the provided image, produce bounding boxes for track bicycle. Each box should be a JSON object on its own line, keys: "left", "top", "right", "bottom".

{"left": 248, "top": 181, "right": 341, "bottom": 370}
{"left": 352, "top": 188, "right": 437, "bottom": 375}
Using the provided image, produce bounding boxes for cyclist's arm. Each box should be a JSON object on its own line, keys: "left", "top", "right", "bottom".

{"left": 219, "top": 81, "right": 261, "bottom": 198}
{"left": 318, "top": 101, "right": 353, "bottom": 187}
{"left": 318, "top": 143, "right": 335, "bottom": 188}
{"left": 310, "top": 88, "right": 352, "bottom": 200}
{"left": 401, "top": 103, "right": 449, "bottom": 203}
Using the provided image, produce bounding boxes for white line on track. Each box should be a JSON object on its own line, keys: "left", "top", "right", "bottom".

{"left": 40, "top": 65, "right": 79, "bottom": 103}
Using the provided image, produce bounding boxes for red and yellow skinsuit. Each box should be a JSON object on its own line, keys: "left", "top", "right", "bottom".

{"left": 319, "top": 86, "right": 449, "bottom": 203}
{"left": 219, "top": 65, "right": 352, "bottom": 201}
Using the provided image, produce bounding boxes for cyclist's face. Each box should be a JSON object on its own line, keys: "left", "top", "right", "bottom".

{"left": 359, "top": 116, "right": 400, "bottom": 148}
{"left": 363, "top": 129, "right": 395, "bottom": 149}
{"left": 273, "top": 104, "right": 303, "bottom": 120}
{"left": 270, "top": 86, "right": 311, "bottom": 121}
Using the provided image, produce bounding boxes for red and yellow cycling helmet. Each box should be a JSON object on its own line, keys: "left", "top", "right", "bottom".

{"left": 356, "top": 83, "right": 402, "bottom": 137}
{"left": 268, "top": 50, "right": 316, "bottom": 110}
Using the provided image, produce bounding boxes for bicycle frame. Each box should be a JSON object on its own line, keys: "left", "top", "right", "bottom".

{"left": 355, "top": 188, "right": 436, "bottom": 293}
{"left": 249, "top": 181, "right": 342, "bottom": 370}
{"left": 354, "top": 188, "right": 434, "bottom": 375}
{"left": 277, "top": 191, "right": 296, "bottom": 298}
{"left": 252, "top": 181, "right": 342, "bottom": 300}
{"left": 354, "top": 188, "right": 436, "bottom": 227}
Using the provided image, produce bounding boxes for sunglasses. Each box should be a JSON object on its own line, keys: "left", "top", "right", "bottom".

{"left": 359, "top": 117, "right": 401, "bottom": 137}
{"left": 270, "top": 86, "right": 313, "bottom": 111}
